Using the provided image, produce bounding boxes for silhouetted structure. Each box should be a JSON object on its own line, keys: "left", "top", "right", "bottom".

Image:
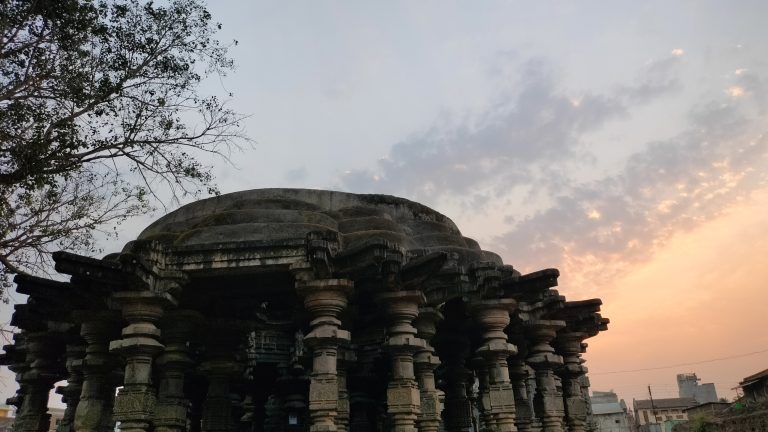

{"left": 0, "top": 189, "right": 609, "bottom": 432}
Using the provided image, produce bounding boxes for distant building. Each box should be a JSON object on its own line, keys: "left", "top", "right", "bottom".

{"left": 633, "top": 397, "right": 697, "bottom": 431}
{"left": 0, "top": 405, "right": 13, "bottom": 419}
{"left": 0, "top": 405, "right": 13, "bottom": 432}
{"left": 593, "top": 390, "right": 621, "bottom": 404}
{"left": 591, "top": 391, "right": 632, "bottom": 432}
{"left": 677, "top": 373, "right": 718, "bottom": 404}
{"left": 48, "top": 407, "right": 65, "bottom": 432}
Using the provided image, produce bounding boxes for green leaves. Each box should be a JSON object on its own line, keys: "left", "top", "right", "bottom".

{"left": 0, "top": 0, "right": 247, "bottom": 296}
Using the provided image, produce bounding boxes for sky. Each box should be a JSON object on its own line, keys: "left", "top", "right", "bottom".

{"left": 3, "top": 0, "right": 768, "bottom": 407}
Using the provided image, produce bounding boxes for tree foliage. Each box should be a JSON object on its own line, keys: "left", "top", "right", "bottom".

{"left": 0, "top": 0, "right": 245, "bottom": 295}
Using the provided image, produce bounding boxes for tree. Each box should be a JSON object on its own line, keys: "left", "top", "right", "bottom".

{"left": 0, "top": 0, "right": 246, "bottom": 296}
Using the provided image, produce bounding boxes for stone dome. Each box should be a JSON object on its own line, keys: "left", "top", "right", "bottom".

{"left": 135, "top": 188, "right": 502, "bottom": 264}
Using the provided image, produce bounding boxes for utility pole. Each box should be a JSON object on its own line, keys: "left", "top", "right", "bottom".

{"left": 648, "top": 385, "right": 658, "bottom": 431}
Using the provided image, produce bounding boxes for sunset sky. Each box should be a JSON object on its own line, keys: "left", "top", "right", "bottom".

{"left": 3, "top": 0, "right": 768, "bottom": 406}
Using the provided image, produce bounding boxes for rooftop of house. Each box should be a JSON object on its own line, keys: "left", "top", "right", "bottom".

{"left": 683, "top": 402, "right": 731, "bottom": 412}
{"left": 634, "top": 398, "right": 698, "bottom": 410}
{"left": 740, "top": 368, "right": 768, "bottom": 386}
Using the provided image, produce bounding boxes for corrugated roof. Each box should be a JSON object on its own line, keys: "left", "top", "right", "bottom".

{"left": 683, "top": 402, "right": 730, "bottom": 412}
{"left": 740, "top": 368, "right": 768, "bottom": 386}
{"left": 634, "top": 398, "right": 697, "bottom": 410}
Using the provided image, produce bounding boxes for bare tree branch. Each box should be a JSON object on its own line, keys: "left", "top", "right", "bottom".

{"left": 0, "top": 0, "right": 251, "bottom": 296}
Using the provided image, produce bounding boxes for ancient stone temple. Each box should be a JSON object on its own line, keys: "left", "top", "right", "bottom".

{"left": 1, "top": 189, "right": 608, "bottom": 432}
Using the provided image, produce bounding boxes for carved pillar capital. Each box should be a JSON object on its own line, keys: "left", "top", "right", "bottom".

{"left": 376, "top": 291, "right": 426, "bottom": 432}
{"left": 555, "top": 331, "right": 589, "bottom": 432}
{"left": 55, "top": 343, "right": 86, "bottom": 432}
{"left": 470, "top": 299, "right": 518, "bottom": 360}
{"left": 555, "top": 332, "right": 588, "bottom": 377}
{"left": 110, "top": 291, "right": 176, "bottom": 432}
{"left": 524, "top": 320, "right": 565, "bottom": 368}
{"left": 296, "top": 278, "right": 354, "bottom": 432}
{"left": 298, "top": 279, "right": 353, "bottom": 344}
{"left": 73, "top": 310, "right": 122, "bottom": 432}
{"left": 470, "top": 299, "right": 518, "bottom": 432}
{"left": 525, "top": 319, "right": 566, "bottom": 432}
{"left": 14, "top": 331, "right": 65, "bottom": 432}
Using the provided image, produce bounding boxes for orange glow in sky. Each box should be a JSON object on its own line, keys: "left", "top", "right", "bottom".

{"left": 575, "top": 188, "right": 768, "bottom": 401}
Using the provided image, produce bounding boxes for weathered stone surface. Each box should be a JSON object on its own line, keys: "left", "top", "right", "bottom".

{"left": 2, "top": 188, "right": 610, "bottom": 432}
{"left": 134, "top": 189, "right": 500, "bottom": 267}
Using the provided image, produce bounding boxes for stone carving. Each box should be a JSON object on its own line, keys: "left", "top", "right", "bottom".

{"left": 113, "top": 390, "right": 157, "bottom": 420}
{"left": 0, "top": 189, "right": 609, "bottom": 432}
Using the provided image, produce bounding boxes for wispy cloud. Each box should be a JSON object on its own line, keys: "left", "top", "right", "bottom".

{"left": 336, "top": 59, "right": 623, "bottom": 199}
{"left": 337, "top": 51, "right": 768, "bottom": 299}
{"left": 338, "top": 53, "right": 684, "bottom": 205}
{"left": 493, "top": 99, "right": 768, "bottom": 297}
{"left": 617, "top": 54, "right": 683, "bottom": 103}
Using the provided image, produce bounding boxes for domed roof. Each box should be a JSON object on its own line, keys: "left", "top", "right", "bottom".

{"left": 136, "top": 188, "right": 501, "bottom": 264}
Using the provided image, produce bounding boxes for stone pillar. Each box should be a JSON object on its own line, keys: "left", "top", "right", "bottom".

{"left": 555, "top": 333, "right": 589, "bottom": 432}
{"left": 230, "top": 391, "right": 245, "bottom": 432}
{"left": 55, "top": 343, "right": 86, "bottom": 432}
{"left": 508, "top": 360, "right": 534, "bottom": 432}
{"left": 525, "top": 366, "right": 538, "bottom": 431}
{"left": 576, "top": 345, "right": 596, "bottom": 432}
{"left": 74, "top": 311, "right": 122, "bottom": 432}
{"left": 281, "top": 372, "right": 310, "bottom": 432}
{"left": 154, "top": 310, "right": 203, "bottom": 432}
{"left": 437, "top": 330, "right": 473, "bottom": 432}
{"left": 471, "top": 299, "right": 518, "bottom": 432}
{"left": 525, "top": 320, "right": 565, "bottom": 432}
{"left": 110, "top": 291, "right": 176, "bottom": 432}
{"left": 5, "top": 332, "right": 29, "bottom": 412}
{"left": 471, "top": 357, "right": 492, "bottom": 432}
{"left": 296, "top": 278, "right": 353, "bottom": 432}
{"left": 336, "top": 347, "right": 356, "bottom": 432}
{"left": 13, "top": 332, "right": 64, "bottom": 432}
{"left": 348, "top": 344, "right": 379, "bottom": 432}
{"left": 200, "top": 360, "right": 242, "bottom": 432}
{"left": 413, "top": 308, "right": 443, "bottom": 432}
{"left": 187, "top": 376, "right": 207, "bottom": 432}
{"left": 200, "top": 319, "right": 247, "bottom": 432}
{"left": 263, "top": 393, "right": 285, "bottom": 432}
{"left": 377, "top": 290, "right": 426, "bottom": 432}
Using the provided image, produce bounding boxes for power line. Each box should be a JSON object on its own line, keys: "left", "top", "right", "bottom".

{"left": 592, "top": 347, "right": 768, "bottom": 375}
